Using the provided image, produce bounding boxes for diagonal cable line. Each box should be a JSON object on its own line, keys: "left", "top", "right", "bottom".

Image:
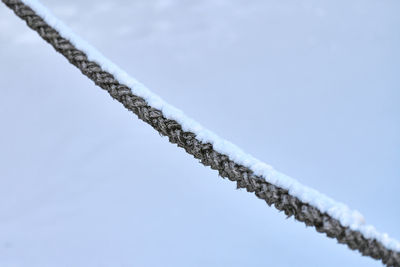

{"left": 2, "top": 0, "right": 399, "bottom": 265}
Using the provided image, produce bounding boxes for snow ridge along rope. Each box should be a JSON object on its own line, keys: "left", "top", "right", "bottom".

{"left": 2, "top": 0, "right": 399, "bottom": 265}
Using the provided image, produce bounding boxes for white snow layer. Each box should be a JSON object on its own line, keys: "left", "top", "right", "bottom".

{"left": 20, "top": 0, "right": 400, "bottom": 252}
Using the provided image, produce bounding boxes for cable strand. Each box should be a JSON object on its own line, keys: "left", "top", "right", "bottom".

{"left": 2, "top": 0, "right": 399, "bottom": 265}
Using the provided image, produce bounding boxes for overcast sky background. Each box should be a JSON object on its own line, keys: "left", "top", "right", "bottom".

{"left": 0, "top": 0, "right": 399, "bottom": 266}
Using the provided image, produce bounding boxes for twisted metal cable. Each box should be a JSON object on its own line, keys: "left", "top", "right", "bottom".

{"left": 2, "top": 0, "right": 399, "bottom": 265}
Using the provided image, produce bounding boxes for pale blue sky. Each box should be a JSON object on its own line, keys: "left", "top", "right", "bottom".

{"left": 0, "top": 0, "right": 399, "bottom": 266}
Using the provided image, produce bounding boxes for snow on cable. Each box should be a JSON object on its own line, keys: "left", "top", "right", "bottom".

{"left": 20, "top": 0, "right": 400, "bottom": 253}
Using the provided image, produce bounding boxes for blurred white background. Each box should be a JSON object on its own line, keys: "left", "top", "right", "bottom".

{"left": 0, "top": 0, "right": 399, "bottom": 266}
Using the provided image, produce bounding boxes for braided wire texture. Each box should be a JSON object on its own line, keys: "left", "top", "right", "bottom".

{"left": 2, "top": 0, "right": 399, "bottom": 265}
